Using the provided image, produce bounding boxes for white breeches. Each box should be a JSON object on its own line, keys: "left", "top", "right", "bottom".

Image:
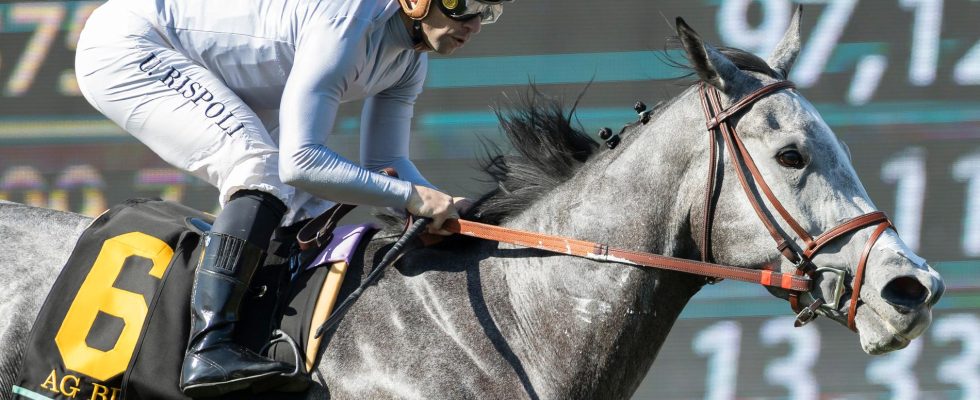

{"left": 75, "top": 5, "right": 330, "bottom": 223}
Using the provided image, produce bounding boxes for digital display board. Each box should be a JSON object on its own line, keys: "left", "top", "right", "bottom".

{"left": 0, "top": 1, "right": 977, "bottom": 398}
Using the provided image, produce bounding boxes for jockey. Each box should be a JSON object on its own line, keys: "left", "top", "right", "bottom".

{"left": 75, "top": 0, "right": 512, "bottom": 396}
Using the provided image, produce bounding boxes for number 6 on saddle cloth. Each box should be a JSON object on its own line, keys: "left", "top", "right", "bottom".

{"left": 13, "top": 198, "right": 376, "bottom": 399}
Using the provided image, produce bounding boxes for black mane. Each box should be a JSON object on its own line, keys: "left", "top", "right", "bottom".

{"left": 470, "top": 42, "right": 779, "bottom": 224}
{"left": 472, "top": 87, "right": 598, "bottom": 225}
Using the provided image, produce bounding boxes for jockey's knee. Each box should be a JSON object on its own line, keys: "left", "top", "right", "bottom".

{"left": 211, "top": 189, "right": 286, "bottom": 249}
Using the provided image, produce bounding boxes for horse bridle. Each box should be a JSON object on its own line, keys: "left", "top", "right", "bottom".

{"left": 697, "top": 80, "right": 893, "bottom": 331}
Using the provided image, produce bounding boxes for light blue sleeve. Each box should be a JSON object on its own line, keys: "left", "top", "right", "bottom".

{"left": 278, "top": 17, "right": 414, "bottom": 209}
{"left": 360, "top": 54, "right": 435, "bottom": 190}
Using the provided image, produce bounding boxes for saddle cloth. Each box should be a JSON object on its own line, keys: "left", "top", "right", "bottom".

{"left": 13, "top": 199, "right": 376, "bottom": 400}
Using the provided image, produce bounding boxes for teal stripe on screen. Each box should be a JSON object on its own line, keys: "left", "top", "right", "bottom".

{"left": 815, "top": 101, "right": 980, "bottom": 126}
{"left": 823, "top": 42, "right": 888, "bottom": 73}
{"left": 418, "top": 101, "right": 980, "bottom": 129}
{"left": 680, "top": 260, "right": 980, "bottom": 319}
{"left": 679, "top": 292, "right": 980, "bottom": 320}
{"left": 426, "top": 51, "right": 690, "bottom": 88}
{"left": 425, "top": 44, "right": 894, "bottom": 88}
{"left": 419, "top": 108, "right": 638, "bottom": 127}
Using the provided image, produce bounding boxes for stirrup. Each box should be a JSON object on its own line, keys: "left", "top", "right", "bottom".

{"left": 252, "top": 329, "right": 310, "bottom": 393}
{"left": 260, "top": 329, "right": 304, "bottom": 376}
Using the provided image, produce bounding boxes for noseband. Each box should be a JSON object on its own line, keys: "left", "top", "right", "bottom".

{"left": 697, "top": 81, "right": 893, "bottom": 331}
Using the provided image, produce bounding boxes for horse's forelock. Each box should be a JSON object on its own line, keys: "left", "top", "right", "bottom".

{"left": 664, "top": 36, "right": 783, "bottom": 81}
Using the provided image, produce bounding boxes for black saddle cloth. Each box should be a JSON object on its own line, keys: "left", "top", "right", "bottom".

{"left": 13, "top": 199, "right": 381, "bottom": 400}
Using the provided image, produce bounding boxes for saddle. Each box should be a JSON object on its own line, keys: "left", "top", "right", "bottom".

{"left": 13, "top": 199, "right": 377, "bottom": 400}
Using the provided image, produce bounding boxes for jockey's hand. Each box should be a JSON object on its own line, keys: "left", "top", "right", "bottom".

{"left": 406, "top": 185, "right": 458, "bottom": 236}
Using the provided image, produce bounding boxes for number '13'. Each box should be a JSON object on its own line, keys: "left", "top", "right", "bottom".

{"left": 53, "top": 232, "right": 174, "bottom": 381}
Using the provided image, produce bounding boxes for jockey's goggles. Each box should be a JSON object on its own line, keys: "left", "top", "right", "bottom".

{"left": 439, "top": 0, "right": 507, "bottom": 24}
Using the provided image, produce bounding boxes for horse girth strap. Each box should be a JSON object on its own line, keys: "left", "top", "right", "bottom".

{"left": 439, "top": 219, "right": 811, "bottom": 291}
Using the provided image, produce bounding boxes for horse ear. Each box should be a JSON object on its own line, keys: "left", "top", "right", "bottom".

{"left": 767, "top": 5, "right": 803, "bottom": 78}
{"left": 676, "top": 17, "right": 741, "bottom": 92}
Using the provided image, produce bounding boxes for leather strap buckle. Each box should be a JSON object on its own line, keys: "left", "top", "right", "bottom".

{"left": 314, "top": 229, "right": 333, "bottom": 250}
{"left": 794, "top": 297, "right": 824, "bottom": 327}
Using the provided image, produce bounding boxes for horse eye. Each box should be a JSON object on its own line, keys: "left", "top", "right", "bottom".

{"left": 777, "top": 149, "right": 806, "bottom": 169}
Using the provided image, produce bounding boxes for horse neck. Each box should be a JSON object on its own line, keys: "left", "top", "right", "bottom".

{"left": 491, "top": 89, "right": 710, "bottom": 397}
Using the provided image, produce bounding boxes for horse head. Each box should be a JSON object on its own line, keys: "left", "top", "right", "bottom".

{"left": 650, "top": 8, "right": 945, "bottom": 354}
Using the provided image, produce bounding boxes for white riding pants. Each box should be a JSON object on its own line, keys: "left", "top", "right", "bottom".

{"left": 75, "top": 5, "right": 331, "bottom": 223}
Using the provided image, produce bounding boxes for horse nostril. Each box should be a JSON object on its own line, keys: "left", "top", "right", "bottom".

{"left": 881, "top": 276, "right": 928, "bottom": 312}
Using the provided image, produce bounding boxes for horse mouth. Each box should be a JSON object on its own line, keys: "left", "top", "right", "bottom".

{"left": 859, "top": 303, "right": 926, "bottom": 354}
{"left": 892, "top": 332, "right": 912, "bottom": 347}
{"left": 866, "top": 331, "right": 911, "bottom": 355}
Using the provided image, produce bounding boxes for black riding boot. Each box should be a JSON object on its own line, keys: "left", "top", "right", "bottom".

{"left": 179, "top": 232, "right": 294, "bottom": 397}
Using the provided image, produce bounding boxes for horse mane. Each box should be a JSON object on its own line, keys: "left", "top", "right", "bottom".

{"left": 469, "top": 40, "right": 781, "bottom": 224}
{"left": 471, "top": 86, "right": 599, "bottom": 225}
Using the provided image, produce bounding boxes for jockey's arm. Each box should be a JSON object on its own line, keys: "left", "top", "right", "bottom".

{"left": 277, "top": 20, "right": 458, "bottom": 231}
{"left": 359, "top": 66, "right": 434, "bottom": 191}
{"left": 278, "top": 20, "right": 415, "bottom": 209}
{"left": 361, "top": 86, "right": 465, "bottom": 232}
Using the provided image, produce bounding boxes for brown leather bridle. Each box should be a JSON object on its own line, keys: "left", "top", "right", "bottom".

{"left": 697, "top": 80, "right": 893, "bottom": 331}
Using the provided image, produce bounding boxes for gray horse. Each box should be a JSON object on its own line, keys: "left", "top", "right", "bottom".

{"left": 0, "top": 14, "right": 945, "bottom": 400}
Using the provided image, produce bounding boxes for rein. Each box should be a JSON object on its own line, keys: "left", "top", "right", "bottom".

{"left": 439, "top": 219, "right": 809, "bottom": 291}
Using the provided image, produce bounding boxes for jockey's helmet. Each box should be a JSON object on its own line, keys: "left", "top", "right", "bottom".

{"left": 399, "top": 0, "right": 513, "bottom": 24}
